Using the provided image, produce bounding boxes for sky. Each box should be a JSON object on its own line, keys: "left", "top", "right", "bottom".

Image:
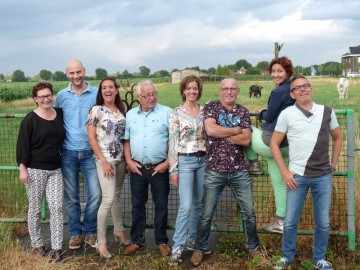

{"left": 0, "top": 0, "right": 359, "bottom": 77}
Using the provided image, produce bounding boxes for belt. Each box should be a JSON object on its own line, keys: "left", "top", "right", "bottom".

{"left": 178, "top": 151, "right": 206, "bottom": 157}
{"left": 134, "top": 160, "right": 164, "bottom": 169}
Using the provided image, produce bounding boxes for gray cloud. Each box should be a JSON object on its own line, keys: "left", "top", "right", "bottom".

{"left": 0, "top": 0, "right": 359, "bottom": 76}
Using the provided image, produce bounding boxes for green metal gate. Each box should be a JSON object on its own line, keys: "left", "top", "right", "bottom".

{"left": 0, "top": 110, "right": 357, "bottom": 250}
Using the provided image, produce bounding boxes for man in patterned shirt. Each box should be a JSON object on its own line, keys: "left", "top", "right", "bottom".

{"left": 191, "top": 78, "right": 260, "bottom": 267}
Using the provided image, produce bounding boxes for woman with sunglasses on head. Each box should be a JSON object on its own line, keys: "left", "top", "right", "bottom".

{"left": 245, "top": 56, "right": 295, "bottom": 233}
{"left": 86, "top": 77, "right": 130, "bottom": 259}
{"left": 16, "top": 82, "right": 66, "bottom": 262}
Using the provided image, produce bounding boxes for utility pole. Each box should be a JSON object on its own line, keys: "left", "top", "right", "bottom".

{"left": 275, "top": 42, "right": 283, "bottom": 58}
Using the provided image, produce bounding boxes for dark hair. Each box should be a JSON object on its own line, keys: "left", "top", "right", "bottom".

{"left": 32, "top": 82, "right": 53, "bottom": 98}
{"left": 96, "top": 76, "right": 126, "bottom": 116}
{"left": 179, "top": 75, "right": 203, "bottom": 102}
{"left": 268, "top": 56, "right": 294, "bottom": 78}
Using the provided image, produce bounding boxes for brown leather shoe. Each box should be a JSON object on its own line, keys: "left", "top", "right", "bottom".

{"left": 157, "top": 244, "right": 170, "bottom": 256}
{"left": 191, "top": 251, "right": 204, "bottom": 267}
{"left": 123, "top": 243, "right": 140, "bottom": 255}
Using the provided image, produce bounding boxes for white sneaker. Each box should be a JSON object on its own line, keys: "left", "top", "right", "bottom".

{"left": 314, "top": 259, "right": 333, "bottom": 270}
{"left": 168, "top": 248, "right": 182, "bottom": 265}
{"left": 274, "top": 257, "right": 291, "bottom": 269}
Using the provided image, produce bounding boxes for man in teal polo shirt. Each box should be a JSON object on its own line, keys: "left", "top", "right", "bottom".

{"left": 123, "top": 80, "right": 172, "bottom": 256}
{"left": 55, "top": 59, "right": 101, "bottom": 250}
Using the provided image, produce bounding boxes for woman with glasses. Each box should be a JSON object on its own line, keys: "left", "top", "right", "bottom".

{"left": 16, "top": 82, "right": 65, "bottom": 262}
{"left": 168, "top": 75, "right": 206, "bottom": 265}
{"left": 86, "top": 77, "right": 130, "bottom": 259}
{"left": 245, "top": 56, "right": 295, "bottom": 233}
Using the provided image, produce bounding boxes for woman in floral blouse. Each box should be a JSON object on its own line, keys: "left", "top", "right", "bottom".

{"left": 87, "top": 77, "right": 130, "bottom": 258}
{"left": 168, "top": 75, "right": 206, "bottom": 265}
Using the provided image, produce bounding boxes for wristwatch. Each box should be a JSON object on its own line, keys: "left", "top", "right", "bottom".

{"left": 331, "top": 165, "right": 337, "bottom": 171}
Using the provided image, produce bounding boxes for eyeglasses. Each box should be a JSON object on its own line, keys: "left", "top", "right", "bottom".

{"left": 220, "top": 87, "right": 239, "bottom": 92}
{"left": 138, "top": 92, "right": 158, "bottom": 100}
{"left": 36, "top": 94, "right": 53, "bottom": 101}
{"left": 291, "top": 83, "right": 311, "bottom": 92}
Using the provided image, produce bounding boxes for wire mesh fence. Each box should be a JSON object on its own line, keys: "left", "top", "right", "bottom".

{"left": 0, "top": 110, "right": 356, "bottom": 249}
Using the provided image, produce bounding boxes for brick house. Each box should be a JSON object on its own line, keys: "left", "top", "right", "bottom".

{"left": 341, "top": 44, "right": 360, "bottom": 76}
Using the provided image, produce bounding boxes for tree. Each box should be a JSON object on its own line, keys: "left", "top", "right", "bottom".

{"left": 246, "top": 67, "right": 261, "bottom": 75}
{"left": 185, "top": 66, "right": 200, "bottom": 71}
{"left": 95, "top": 68, "right": 108, "bottom": 80}
{"left": 0, "top": 74, "right": 4, "bottom": 81}
{"left": 235, "top": 59, "right": 252, "bottom": 69}
{"left": 152, "top": 70, "right": 170, "bottom": 77}
{"left": 316, "top": 65, "right": 323, "bottom": 76}
{"left": 207, "top": 67, "right": 216, "bottom": 75}
{"left": 122, "top": 70, "right": 133, "bottom": 79}
{"left": 215, "top": 64, "right": 230, "bottom": 76}
{"left": 139, "top": 66, "right": 150, "bottom": 77}
{"left": 12, "top": 70, "right": 27, "bottom": 82}
{"left": 39, "top": 69, "right": 52, "bottom": 81}
{"left": 53, "top": 71, "right": 67, "bottom": 81}
{"left": 256, "top": 61, "right": 269, "bottom": 70}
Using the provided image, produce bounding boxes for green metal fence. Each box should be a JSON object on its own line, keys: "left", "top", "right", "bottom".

{"left": 0, "top": 110, "right": 357, "bottom": 250}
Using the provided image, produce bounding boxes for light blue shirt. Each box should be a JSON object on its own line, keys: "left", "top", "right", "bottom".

{"left": 124, "top": 103, "right": 172, "bottom": 164}
{"left": 55, "top": 82, "right": 97, "bottom": 151}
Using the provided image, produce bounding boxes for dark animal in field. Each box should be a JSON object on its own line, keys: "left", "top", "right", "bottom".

{"left": 249, "top": 85, "right": 263, "bottom": 98}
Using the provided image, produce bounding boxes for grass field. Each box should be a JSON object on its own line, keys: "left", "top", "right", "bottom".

{"left": 1, "top": 77, "right": 359, "bottom": 114}
{"left": 0, "top": 77, "right": 359, "bottom": 269}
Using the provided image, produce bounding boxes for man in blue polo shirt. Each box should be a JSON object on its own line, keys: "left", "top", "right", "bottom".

{"left": 55, "top": 59, "right": 101, "bottom": 250}
{"left": 123, "top": 80, "right": 172, "bottom": 256}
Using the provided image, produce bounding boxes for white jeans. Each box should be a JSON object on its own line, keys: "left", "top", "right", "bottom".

{"left": 96, "top": 159, "right": 126, "bottom": 244}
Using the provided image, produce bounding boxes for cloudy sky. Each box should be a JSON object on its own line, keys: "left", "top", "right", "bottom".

{"left": 0, "top": 0, "right": 359, "bottom": 77}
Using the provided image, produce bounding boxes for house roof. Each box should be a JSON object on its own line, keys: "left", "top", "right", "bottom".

{"left": 342, "top": 44, "right": 360, "bottom": 56}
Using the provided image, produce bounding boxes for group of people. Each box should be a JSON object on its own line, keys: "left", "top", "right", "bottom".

{"left": 16, "top": 57, "right": 342, "bottom": 270}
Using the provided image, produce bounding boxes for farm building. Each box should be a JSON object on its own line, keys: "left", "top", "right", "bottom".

{"left": 235, "top": 67, "right": 247, "bottom": 74}
{"left": 171, "top": 69, "right": 209, "bottom": 83}
{"left": 341, "top": 44, "right": 360, "bottom": 76}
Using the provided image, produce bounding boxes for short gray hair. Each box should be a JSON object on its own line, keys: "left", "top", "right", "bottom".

{"left": 136, "top": 80, "right": 155, "bottom": 94}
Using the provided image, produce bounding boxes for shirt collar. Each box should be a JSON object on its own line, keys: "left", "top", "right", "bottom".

{"left": 295, "top": 102, "right": 315, "bottom": 118}
{"left": 137, "top": 103, "right": 158, "bottom": 114}
{"left": 66, "top": 81, "right": 91, "bottom": 93}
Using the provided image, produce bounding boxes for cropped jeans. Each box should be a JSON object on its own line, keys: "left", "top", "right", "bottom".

{"left": 61, "top": 149, "right": 101, "bottom": 237}
{"left": 282, "top": 173, "right": 332, "bottom": 263}
{"left": 194, "top": 171, "right": 260, "bottom": 252}
{"left": 172, "top": 155, "right": 205, "bottom": 251}
{"left": 129, "top": 168, "right": 170, "bottom": 246}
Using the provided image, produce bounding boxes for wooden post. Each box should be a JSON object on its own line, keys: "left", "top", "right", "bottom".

{"left": 275, "top": 42, "right": 283, "bottom": 58}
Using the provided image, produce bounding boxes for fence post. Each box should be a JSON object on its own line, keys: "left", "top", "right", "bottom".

{"left": 346, "top": 109, "right": 356, "bottom": 251}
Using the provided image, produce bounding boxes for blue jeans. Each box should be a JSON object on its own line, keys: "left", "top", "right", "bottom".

{"left": 130, "top": 168, "right": 170, "bottom": 246}
{"left": 61, "top": 149, "right": 101, "bottom": 237}
{"left": 172, "top": 155, "right": 205, "bottom": 250}
{"left": 282, "top": 173, "right": 332, "bottom": 263}
{"left": 194, "top": 171, "right": 260, "bottom": 252}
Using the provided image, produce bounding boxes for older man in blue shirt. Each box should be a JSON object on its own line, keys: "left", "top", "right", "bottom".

{"left": 123, "top": 80, "right": 172, "bottom": 257}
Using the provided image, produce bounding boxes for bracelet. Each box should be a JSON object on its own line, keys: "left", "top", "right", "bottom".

{"left": 281, "top": 169, "right": 288, "bottom": 175}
